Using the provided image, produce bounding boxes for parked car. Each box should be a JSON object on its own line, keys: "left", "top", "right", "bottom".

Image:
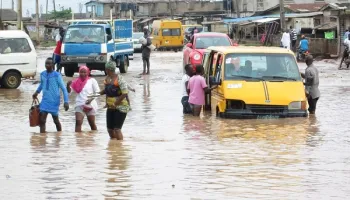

{"left": 202, "top": 46, "right": 308, "bottom": 118}
{"left": 183, "top": 32, "right": 233, "bottom": 71}
{"left": 132, "top": 32, "right": 144, "bottom": 52}
{"left": 0, "top": 30, "right": 37, "bottom": 89}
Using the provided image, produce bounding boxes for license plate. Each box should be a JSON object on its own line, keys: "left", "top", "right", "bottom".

{"left": 257, "top": 115, "right": 280, "bottom": 119}
{"left": 78, "top": 63, "right": 86, "bottom": 66}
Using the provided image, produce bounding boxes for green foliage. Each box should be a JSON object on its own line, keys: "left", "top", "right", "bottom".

{"left": 50, "top": 8, "right": 72, "bottom": 20}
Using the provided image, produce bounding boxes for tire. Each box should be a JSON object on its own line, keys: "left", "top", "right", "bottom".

{"left": 1, "top": 71, "right": 22, "bottom": 89}
{"left": 119, "top": 55, "right": 129, "bottom": 73}
{"left": 64, "top": 65, "right": 75, "bottom": 77}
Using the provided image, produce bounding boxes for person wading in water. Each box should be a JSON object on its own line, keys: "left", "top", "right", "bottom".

{"left": 99, "top": 61, "right": 130, "bottom": 140}
{"left": 32, "top": 57, "right": 69, "bottom": 133}
{"left": 187, "top": 65, "right": 217, "bottom": 116}
{"left": 141, "top": 28, "right": 152, "bottom": 75}
{"left": 67, "top": 66, "right": 100, "bottom": 132}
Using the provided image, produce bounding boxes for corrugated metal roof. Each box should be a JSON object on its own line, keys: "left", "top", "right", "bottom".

{"left": 223, "top": 12, "right": 323, "bottom": 24}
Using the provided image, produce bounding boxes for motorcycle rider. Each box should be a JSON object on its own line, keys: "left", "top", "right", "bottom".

{"left": 297, "top": 35, "right": 309, "bottom": 59}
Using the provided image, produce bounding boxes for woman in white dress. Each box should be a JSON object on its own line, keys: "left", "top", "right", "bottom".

{"left": 67, "top": 66, "right": 100, "bottom": 132}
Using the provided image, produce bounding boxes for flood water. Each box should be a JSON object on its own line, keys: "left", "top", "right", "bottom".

{"left": 0, "top": 50, "right": 350, "bottom": 199}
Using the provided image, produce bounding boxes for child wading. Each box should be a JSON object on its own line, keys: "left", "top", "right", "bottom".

{"left": 181, "top": 64, "right": 193, "bottom": 114}
{"left": 187, "top": 65, "right": 217, "bottom": 116}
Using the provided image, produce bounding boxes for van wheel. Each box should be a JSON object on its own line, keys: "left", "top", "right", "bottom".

{"left": 64, "top": 65, "right": 75, "bottom": 77}
{"left": 2, "top": 71, "right": 21, "bottom": 89}
{"left": 119, "top": 56, "right": 129, "bottom": 73}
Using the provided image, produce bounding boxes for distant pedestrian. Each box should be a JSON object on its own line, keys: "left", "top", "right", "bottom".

{"left": 290, "top": 26, "right": 297, "bottom": 51}
{"left": 344, "top": 28, "right": 350, "bottom": 41}
{"left": 281, "top": 30, "right": 291, "bottom": 50}
{"left": 53, "top": 28, "right": 65, "bottom": 73}
{"left": 181, "top": 64, "right": 193, "bottom": 114}
{"left": 32, "top": 57, "right": 69, "bottom": 133}
{"left": 303, "top": 55, "right": 320, "bottom": 115}
{"left": 141, "top": 27, "right": 152, "bottom": 75}
{"left": 187, "top": 65, "right": 217, "bottom": 116}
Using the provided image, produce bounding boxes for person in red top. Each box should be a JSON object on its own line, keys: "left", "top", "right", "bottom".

{"left": 53, "top": 28, "right": 65, "bottom": 72}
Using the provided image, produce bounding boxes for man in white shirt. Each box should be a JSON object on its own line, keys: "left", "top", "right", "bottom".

{"left": 281, "top": 30, "right": 291, "bottom": 50}
{"left": 181, "top": 64, "right": 193, "bottom": 114}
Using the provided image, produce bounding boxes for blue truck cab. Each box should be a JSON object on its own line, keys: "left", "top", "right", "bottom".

{"left": 60, "top": 19, "right": 133, "bottom": 77}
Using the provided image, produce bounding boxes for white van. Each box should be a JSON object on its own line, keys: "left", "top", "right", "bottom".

{"left": 0, "top": 30, "right": 37, "bottom": 89}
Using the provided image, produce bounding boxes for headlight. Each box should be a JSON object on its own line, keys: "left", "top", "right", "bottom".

{"left": 61, "top": 56, "right": 66, "bottom": 61}
{"left": 288, "top": 101, "right": 306, "bottom": 110}
{"left": 66, "top": 57, "right": 71, "bottom": 61}
{"left": 193, "top": 53, "right": 201, "bottom": 61}
{"left": 99, "top": 56, "right": 104, "bottom": 61}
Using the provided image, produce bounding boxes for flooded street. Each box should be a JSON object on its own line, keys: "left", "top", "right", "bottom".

{"left": 1, "top": 50, "right": 350, "bottom": 199}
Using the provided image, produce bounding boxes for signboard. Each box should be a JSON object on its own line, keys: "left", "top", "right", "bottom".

{"left": 114, "top": 19, "right": 133, "bottom": 39}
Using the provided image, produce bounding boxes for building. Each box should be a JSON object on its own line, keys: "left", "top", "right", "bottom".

{"left": 85, "top": 0, "right": 228, "bottom": 18}
{"left": 239, "top": 0, "right": 346, "bottom": 14}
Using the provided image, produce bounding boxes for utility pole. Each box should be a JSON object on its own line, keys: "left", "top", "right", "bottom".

{"left": 114, "top": 0, "right": 117, "bottom": 19}
{"left": 12, "top": 0, "right": 14, "bottom": 10}
{"left": 0, "top": 0, "right": 3, "bottom": 30}
{"left": 36, "top": 0, "right": 40, "bottom": 43}
{"left": 53, "top": 0, "right": 56, "bottom": 12}
{"left": 17, "top": 0, "right": 22, "bottom": 30}
{"left": 279, "top": 0, "right": 286, "bottom": 31}
{"left": 46, "top": 0, "right": 48, "bottom": 21}
{"left": 234, "top": 0, "right": 241, "bottom": 41}
{"left": 169, "top": 0, "right": 173, "bottom": 19}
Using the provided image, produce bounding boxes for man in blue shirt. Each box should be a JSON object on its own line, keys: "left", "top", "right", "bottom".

{"left": 33, "top": 57, "right": 69, "bottom": 133}
{"left": 298, "top": 35, "right": 309, "bottom": 52}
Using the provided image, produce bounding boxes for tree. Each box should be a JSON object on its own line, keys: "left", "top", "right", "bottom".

{"left": 49, "top": 8, "right": 72, "bottom": 20}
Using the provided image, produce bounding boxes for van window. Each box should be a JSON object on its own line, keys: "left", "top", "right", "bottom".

{"left": 224, "top": 53, "right": 301, "bottom": 81}
{"left": 162, "top": 28, "right": 181, "bottom": 36}
{"left": 0, "top": 38, "right": 31, "bottom": 54}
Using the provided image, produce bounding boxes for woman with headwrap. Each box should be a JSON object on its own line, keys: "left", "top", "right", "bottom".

{"left": 67, "top": 66, "right": 100, "bottom": 132}
{"left": 99, "top": 61, "right": 130, "bottom": 140}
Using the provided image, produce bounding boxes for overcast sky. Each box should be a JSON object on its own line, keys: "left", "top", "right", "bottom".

{"left": 1, "top": 0, "right": 87, "bottom": 16}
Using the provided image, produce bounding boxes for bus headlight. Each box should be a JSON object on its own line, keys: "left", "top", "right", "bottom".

{"left": 288, "top": 101, "right": 306, "bottom": 110}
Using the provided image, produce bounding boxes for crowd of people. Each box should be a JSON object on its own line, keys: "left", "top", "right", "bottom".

{"left": 32, "top": 59, "right": 131, "bottom": 140}
{"left": 280, "top": 26, "right": 309, "bottom": 56}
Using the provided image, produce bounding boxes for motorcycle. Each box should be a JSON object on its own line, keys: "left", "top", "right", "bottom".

{"left": 297, "top": 48, "right": 309, "bottom": 62}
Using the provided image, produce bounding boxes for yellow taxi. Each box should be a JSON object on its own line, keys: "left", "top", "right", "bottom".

{"left": 202, "top": 46, "right": 308, "bottom": 118}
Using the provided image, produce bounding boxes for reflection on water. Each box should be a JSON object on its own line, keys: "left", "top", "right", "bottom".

{"left": 0, "top": 52, "right": 350, "bottom": 199}
{"left": 104, "top": 140, "right": 130, "bottom": 199}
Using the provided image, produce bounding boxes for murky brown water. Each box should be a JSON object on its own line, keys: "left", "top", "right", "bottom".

{"left": 1, "top": 50, "right": 350, "bottom": 199}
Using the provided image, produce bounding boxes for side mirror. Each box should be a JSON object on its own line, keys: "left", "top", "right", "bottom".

{"left": 209, "top": 76, "right": 221, "bottom": 85}
{"left": 107, "top": 35, "right": 112, "bottom": 41}
{"left": 186, "top": 43, "right": 193, "bottom": 48}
